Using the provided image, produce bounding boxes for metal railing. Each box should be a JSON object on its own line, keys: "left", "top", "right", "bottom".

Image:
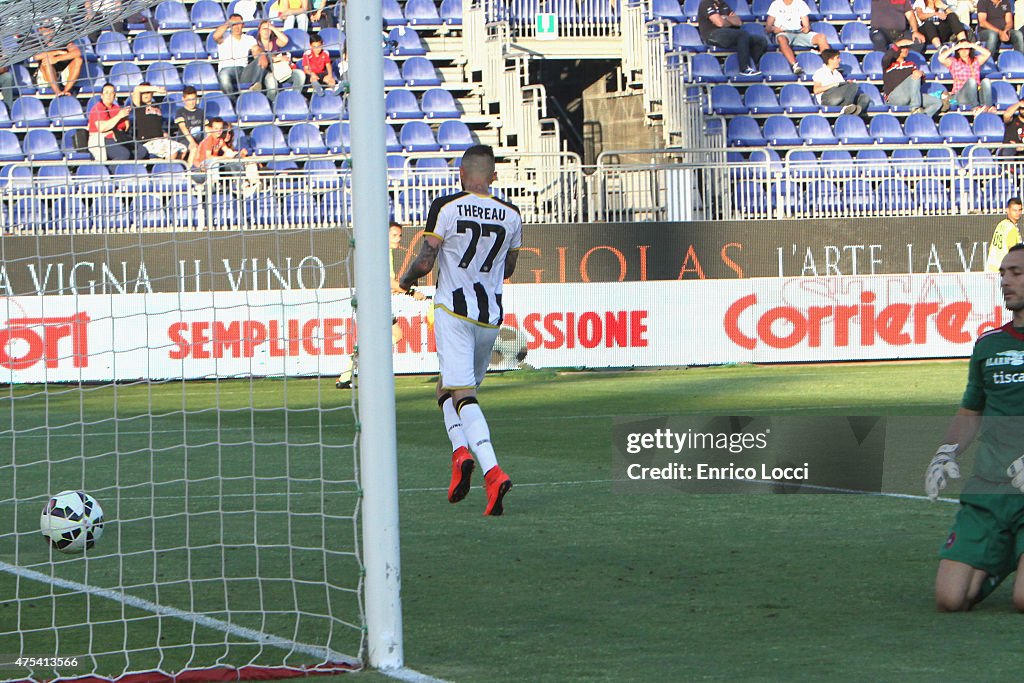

{"left": 482, "top": 0, "right": 622, "bottom": 38}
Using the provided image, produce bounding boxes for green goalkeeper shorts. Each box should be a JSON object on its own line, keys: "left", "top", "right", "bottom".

{"left": 938, "top": 493, "right": 1024, "bottom": 576}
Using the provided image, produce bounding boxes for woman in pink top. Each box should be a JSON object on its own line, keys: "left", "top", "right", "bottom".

{"left": 938, "top": 41, "right": 995, "bottom": 114}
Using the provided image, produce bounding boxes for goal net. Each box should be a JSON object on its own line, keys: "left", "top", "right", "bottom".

{"left": 0, "top": 168, "right": 366, "bottom": 681}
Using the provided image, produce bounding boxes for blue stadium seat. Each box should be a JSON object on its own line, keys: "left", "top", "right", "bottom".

{"left": 862, "top": 51, "right": 884, "bottom": 81}
{"left": 402, "top": 56, "right": 441, "bottom": 86}
{"left": 875, "top": 179, "right": 911, "bottom": 212}
{"left": 0, "top": 166, "right": 31, "bottom": 194}
{"left": 690, "top": 54, "right": 726, "bottom": 83}
{"left": 319, "top": 28, "right": 345, "bottom": 57}
{"left": 925, "top": 147, "right": 956, "bottom": 175}
{"left": 287, "top": 122, "right": 328, "bottom": 154}
{"left": 869, "top": 113, "right": 908, "bottom": 144}
{"left": 891, "top": 148, "right": 927, "bottom": 177}
{"left": 974, "top": 111, "right": 1005, "bottom": 142}
{"left": 384, "top": 123, "right": 403, "bottom": 152}
{"left": 76, "top": 61, "right": 108, "bottom": 94}
{"left": 799, "top": 114, "right": 838, "bottom": 144}
{"left": 383, "top": 58, "right": 404, "bottom": 87}
{"left": 710, "top": 84, "right": 747, "bottom": 114}
{"left": 727, "top": 116, "right": 767, "bottom": 146}
{"left": 422, "top": 88, "right": 461, "bottom": 118}
{"left": 0, "top": 102, "right": 11, "bottom": 129}
{"left": 183, "top": 61, "right": 220, "bottom": 91}
{"left": 983, "top": 177, "right": 1021, "bottom": 208}
{"left": 751, "top": 0, "right": 772, "bottom": 20}
{"left": 916, "top": 178, "right": 953, "bottom": 211}
{"left": 437, "top": 120, "right": 473, "bottom": 150}
{"left": 795, "top": 52, "right": 824, "bottom": 76}
{"left": 805, "top": 180, "right": 841, "bottom": 212}
{"left": 51, "top": 197, "right": 88, "bottom": 232}
{"left": 310, "top": 91, "right": 345, "bottom": 120}
{"left": 237, "top": 92, "right": 275, "bottom": 123}
{"left": 992, "top": 80, "right": 1019, "bottom": 109}
{"left": 764, "top": 115, "right": 802, "bottom": 146}
{"left": 382, "top": 0, "right": 408, "bottom": 25}
{"left": 734, "top": 0, "right": 756, "bottom": 20}
{"left": 820, "top": 0, "right": 856, "bottom": 19}
{"left": 810, "top": 21, "right": 840, "bottom": 47}
{"left": 25, "top": 130, "right": 63, "bottom": 161}
{"left": 303, "top": 159, "right": 342, "bottom": 188}
{"left": 400, "top": 120, "right": 439, "bottom": 151}
{"left": 151, "top": 162, "right": 191, "bottom": 192}
{"left": 112, "top": 164, "right": 153, "bottom": 193}
{"left": 835, "top": 114, "right": 872, "bottom": 144}
{"left": 839, "top": 22, "right": 872, "bottom": 50}
{"left": 406, "top": 0, "right": 443, "bottom": 26}
{"left": 74, "top": 164, "right": 111, "bottom": 193}
{"left": 320, "top": 189, "right": 352, "bottom": 223}
{"left": 855, "top": 148, "right": 892, "bottom": 177}
{"left": 14, "top": 199, "right": 47, "bottom": 231}
{"left": 998, "top": 51, "right": 1024, "bottom": 78}
{"left": 838, "top": 52, "right": 866, "bottom": 81}
{"left": 939, "top": 112, "right": 977, "bottom": 143}
{"left": 202, "top": 92, "right": 238, "bottom": 122}
{"left": 757, "top": 53, "right": 798, "bottom": 83}
{"left": 155, "top": 1, "right": 192, "bottom": 29}
{"left": 36, "top": 166, "right": 73, "bottom": 195}
{"left": 843, "top": 179, "right": 877, "bottom": 212}
{"left": 61, "top": 130, "right": 92, "bottom": 160}
{"left": 780, "top": 84, "right": 819, "bottom": 113}
{"left": 788, "top": 150, "right": 823, "bottom": 178}
{"left": 170, "top": 32, "right": 208, "bottom": 60}
{"left": 724, "top": 53, "right": 767, "bottom": 83}
{"left": 387, "top": 153, "right": 407, "bottom": 182}
{"left": 146, "top": 62, "right": 184, "bottom": 91}
{"left": 386, "top": 89, "right": 424, "bottom": 119}
{"left": 11, "top": 64, "right": 34, "bottom": 96}
{"left": 227, "top": 0, "right": 261, "bottom": 25}
{"left": 49, "top": 95, "right": 87, "bottom": 127}
{"left": 440, "top": 0, "right": 463, "bottom": 24}
{"left": 132, "top": 196, "right": 167, "bottom": 229}
{"left": 929, "top": 52, "right": 951, "bottom": 79}
{"left": 820, "top": 148, "right": 854, "bottom": 174}
{"left": 73, "top": 36, "right": 97, "bottom": 62}
{"left": 250, "top": 124, "right": 290, "bottom": 155}
{"left": 733, "top": 180, "right": 772, "bottom": 216}
{"left": 905, "top": 112, "right": 943, "bottom": 143}
{"left": 11, "top": 97, "right": 47, "bottom": 128}
{"left": 284, "top": 29, "right": 311, "bottom": 58}
{"left": 209, "top": 194, "right": 238, "bottom": 230}
{"left": 670, "top": 24, "right": 705, "bottom": 52}
{"left": 962, "top": 146, "right": 1000, "bottom": 176}
{"left": 96, "top": 31, "right": 133, "bottom": 61}
{"left": 858, "top": 82, "right": 886, "bottom": 111}
{"left": 169, "top": 194, "right": 200, "bottom": 228}
{"left": 190, "top": 0, "right": 226, "bottom": 28}
{"left": 273, "top": 90, "right": 310, "bottom": 121}
{"left": 651, "top": 0, "right": 686, "bottom": 20}
{"left": 326, "top": 121, "right": 350, "bottom": 153}
{"left": 743, "top": 83, "right": 783, "bottom": 114}
{"left": 109, "top": 62, "right": 144, "bottom": 92}
{"left": 388, "top": 27, "right": 427, "bottom": 56}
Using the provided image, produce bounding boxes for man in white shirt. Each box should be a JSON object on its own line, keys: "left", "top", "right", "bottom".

{"left": 211, "top": 14, "right": 260, "bottom": 97}
{"left": 765, "top": 0, "right": 831, "bottom": 75}
{"left": 812, "top": 49, "right": 871, "bottom": 115}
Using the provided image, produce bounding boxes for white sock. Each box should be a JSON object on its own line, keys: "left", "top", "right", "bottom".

{"left": 440, "top": 397, "right": 468, "bottom": 452}
{"left": 458, "top": 401, "right": 498, "bottom": 473}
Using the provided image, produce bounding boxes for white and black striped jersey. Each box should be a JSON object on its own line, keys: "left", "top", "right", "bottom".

{"left": 423, "top": 190, "right": 522, "bottom": 328}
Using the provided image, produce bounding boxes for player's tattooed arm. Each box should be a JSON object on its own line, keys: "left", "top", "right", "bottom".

{"left": 503, "top": 250, "right": 519, "bottom": 280}
{"left": 399, "top": 238, "right": 439, "bottom": 291}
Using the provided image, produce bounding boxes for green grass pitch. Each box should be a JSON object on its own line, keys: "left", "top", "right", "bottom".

{"left": 4, "top": 362, "right": 1024, "bottom": 682}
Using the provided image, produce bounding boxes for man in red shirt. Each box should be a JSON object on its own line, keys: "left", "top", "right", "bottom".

{"left": 87, "top": 83, "right": 132, "bottom": 162}
{"left": 302, "top": 34, "right": 337, "bottom": 94}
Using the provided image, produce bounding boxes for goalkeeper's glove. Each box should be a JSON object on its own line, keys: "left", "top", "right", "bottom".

{"left": 1007, "top": 454, "right": 1024, "bottom": 493}
{"left": 925, "top": 444, "right": 960, "bottom": 501}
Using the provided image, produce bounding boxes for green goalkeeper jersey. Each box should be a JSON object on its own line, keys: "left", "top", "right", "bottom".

{"left": 962, "top": 323, "right": 1024, "bottom": 491}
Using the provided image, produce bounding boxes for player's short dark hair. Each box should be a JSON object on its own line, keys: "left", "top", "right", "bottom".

{"left": 1009, "top": 197, "right": 1022, "bottom": 208}
{"left": 389, "top": 220, "right": 402, "bottom": 229}
{"left": 1009, "top": 243, "right": 1024, "bottom": 254}
{"left": 310, "top": 33, "right": 323, "bottom": 44}
{"left": 820, "top": 49, "right": 839, "bottom": 63}
{"left": 182, "top": 85, "right": 198, "bottom": 97}
{"left": 228, "top": 13, "right": 243, "bottom": 20}
{"left": 209, "top": 116, "right": 225, "bottom": 126}
{"left": 461, "top": 145, "right": 495, "bottom": 177}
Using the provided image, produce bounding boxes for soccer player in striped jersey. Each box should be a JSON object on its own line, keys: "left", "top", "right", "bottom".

{"left": 927, "top": 243, "right": 1024, "bottom": 610}
{"left": 399, "top": 145, "right": 522, "bottom": 515}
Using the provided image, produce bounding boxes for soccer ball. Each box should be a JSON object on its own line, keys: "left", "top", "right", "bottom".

{"left": 489, "top": 325, "right": 529, "bottom": 371}
{"left": 40, "top": 490, "right": 105, "bottom": 553}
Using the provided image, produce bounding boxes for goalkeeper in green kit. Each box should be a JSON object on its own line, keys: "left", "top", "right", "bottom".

{"left": 927, "top": 243, "right": 1024, "bottom": 611}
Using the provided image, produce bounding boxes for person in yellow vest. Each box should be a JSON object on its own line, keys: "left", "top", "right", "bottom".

{"left": 986, "top": 197, "right": 1023, "bottom": 272}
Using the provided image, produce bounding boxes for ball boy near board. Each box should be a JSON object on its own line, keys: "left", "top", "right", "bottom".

{"left": 399, "top": 145, "right": 522, "bottom": 516}
{"left": 927, "top": 244, "right": 1024, "bottom": 610}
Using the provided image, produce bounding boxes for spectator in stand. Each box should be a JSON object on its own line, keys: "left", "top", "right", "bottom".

{"left": 173, "top": 86, "right": 207, "bottom": 160}
{"left": 212, "top": 14, "right": 260, "bottom": 97}
{"left": 939, "top": 41, "right": 996, "bottom": 113}
{"left": 813, "top": 49, "right": 872, "bottom": 115}
{"left": 302, "top": 34, "right": 338, "bottom": 94}
{"left": 999, "top": 100, "right": 1024, "bottom": 157}
{"left": 132, "top": 82, "right": 188, "bottom": 160}
{"left": 881, "top": 40, "right": 948, "bottom": 115}
{"left": 950, "top": 0, "right": 977, "bottom": 29}
{"left": 914, "top": 0, "right": 968, "bottom": 51}
{"left": 870, "top": 0, "right": 926, "bottom": 52}
{"left": 32, "top": 26, "right": 83, "bottom": 96}
{"left": 977, "top": 0, "right": 1024, "bottom": 59}
{"left": 765, "top": 0, "right": 831, "bottom": 76}
{"left": 275, "top": 0, "right": 310, "bottom": 31}
{"left": 241, "top": 21, "right": 304, "bottom": 102}
{"left": 697, "top": 0, "right": 770, "bottom": 75}
{"left": 87, "top": 83, "right": 133, "bottom": 162}
{"left": 0, "top": 64, "right": 19, "bottom": 111}
{"left": 191, "top": 117, "right": 261, "bottom": 194}
{"left": 311, "top": 0, "right": 337, "bottom": 28}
